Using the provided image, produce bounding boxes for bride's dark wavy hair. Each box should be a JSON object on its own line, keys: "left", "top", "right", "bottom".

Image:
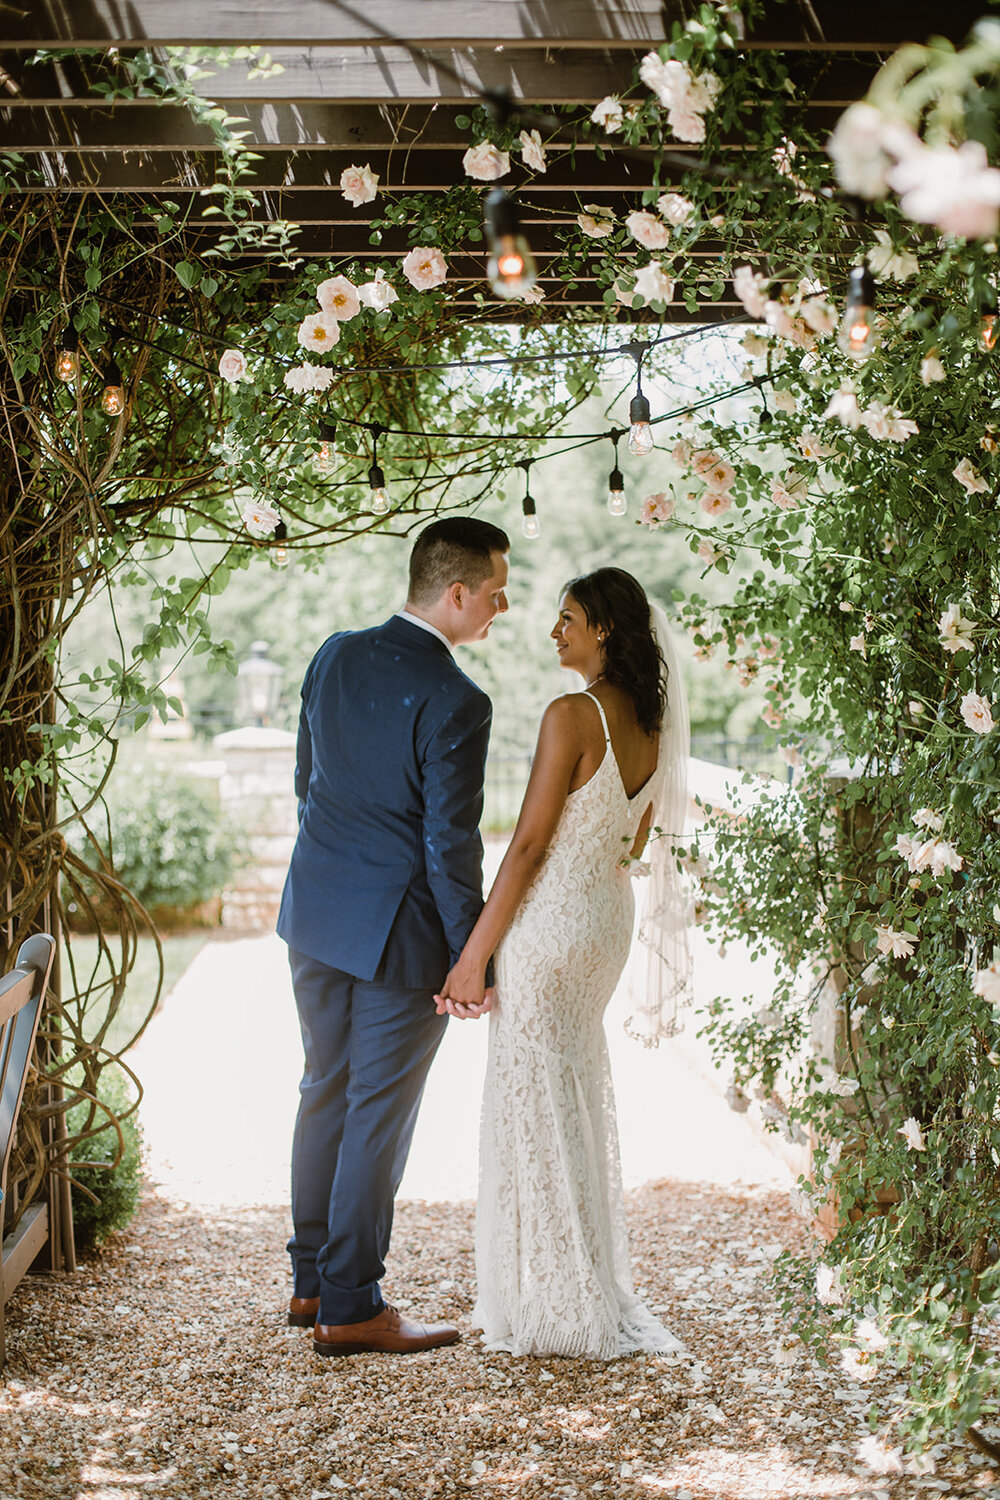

{"left": 562, "top": 568, "right": 666, "bottom": 736}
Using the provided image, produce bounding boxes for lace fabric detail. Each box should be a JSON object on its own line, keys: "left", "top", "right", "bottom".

{"left": 473, "top": 698, "right": 685, "bottom": 1360}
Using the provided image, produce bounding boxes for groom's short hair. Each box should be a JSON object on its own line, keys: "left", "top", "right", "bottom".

{"left": 408, "top": 517, "right": 510, "bottom": 606}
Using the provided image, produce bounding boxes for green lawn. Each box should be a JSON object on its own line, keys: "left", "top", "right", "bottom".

{"left": 62, "top": 933, "right": 206, "bottom": 1057}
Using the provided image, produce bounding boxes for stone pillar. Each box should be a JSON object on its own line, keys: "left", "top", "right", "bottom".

{"left": 212, "top": 727, "right": 297, "bottom": 930}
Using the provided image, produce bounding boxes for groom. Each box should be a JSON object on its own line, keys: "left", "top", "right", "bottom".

{"left": 277, "top": 516, "right": 509, "bottom": 1357}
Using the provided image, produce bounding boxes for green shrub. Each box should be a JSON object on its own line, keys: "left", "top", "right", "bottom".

{"left": 68, "top": 1067, "right": 142, "bottom": 1254}
{"left": 71, "top": 764, "right": 245, "bottom": 913}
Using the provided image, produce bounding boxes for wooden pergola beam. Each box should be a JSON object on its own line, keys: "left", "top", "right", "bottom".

{"left": 1, "top": 0, "right": 985, "bottom": 50}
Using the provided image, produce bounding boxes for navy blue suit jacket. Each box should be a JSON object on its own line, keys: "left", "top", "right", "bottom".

{"left": 277, "top": 615, "right": 492, "bottom": 987}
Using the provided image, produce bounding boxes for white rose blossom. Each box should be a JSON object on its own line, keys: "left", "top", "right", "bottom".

{"left": 856, "top": 1435, "right": 905, "bottom": 1475}
{"left": 920, "top": 352, "right": 946, "bottom": 385}
{"left": 815, "top": 1064, "right": 860, "bottom": 1097}
{"left": 697, "top": 538, "right": 726, "bottom": 566}
{"left": 815, "top": 1263, "right": 846, "bottom": 1306}
{"left": 339, "top": 163, "right": 379, "bottom": 206}
{"left": 898, "top": 1116, "right": 926, "bottom": 1151}
{"left": 590, "top": 96, "right": 624, "bottom": 133}
{"left": 910, "top": 836, "right": 964, "bottom": 878}
{"left": 849, "top": 634, "right": 867, "bottom": 660}
{"left": 577, "top": 204, "right": 615, "bottom": 238}
{"left": 357, "top": 268, "right": 399, "bottom": 312}
{"left": 462, "top": 141, "right": 510, "bottom": 181}
{"left": 960, "top": 690, "right": 995, "bottom": 735}
{"left": 772, "top": 388, "right": 797, "bottom": 415}
{"left": 741, "top": 330, "right": 770, "bottom": 358}
{"left": 316, "top": 275, "right": 361, "bottom": 321}
{"left": 797, "top": 430, "right": 831, "bottom": 460}
{"left": 855, "top": 1318, "right": 889, "bottom": 1352}
{"left": 519, "top": 129, "right": 547, "bottom": 173}
{"left": 625, "top": 210, "right": 671, "bottom": 250}
{"left": 402, "top": 246, "right": 448, "bottom": 291}
{"left": 827, "top": 101, "right": 921, "bottom": 199}
{"left": 889, "top": 137, "right": 1000, "bottom": 239}
{"left": 913, "top": 808, "right": 943, "bottom": 832}
{"left": 866, "top": 227, "right": 919, "bottom": 282}
{"left": 732, "top": 264, "right": 769, "bottom": 319}
{"left": 657, "top": 191, "right": 695, "bottom": 225}
{"left": 824, "top": 386, "right": 863, "bottom": 429}
{"left": 861, "top": 401, "right": 918, "bottom": 442}
{"left": 242, "top": 500, "right": 281, "bottom": 538}
{"left": 218, "top": 348, "right": 247, "bottom": 384}
{"left": 953, "top": 457, "right": 989, "bottom": 494}
{"left": 937, "top": 603, "right": 976, "bottom": 654}
{"left": 875, "top": 925, "right": 916, "bottom": 959}
{"left": 297, "top": 311, "right": 340, "bottom": 353}
{"left": 972, "top": 960, "right": 1000, "bottom": 1006}
{"left": 632, "top": 261, "right": 675, "bottom": 305}
{"left": 799, "top": 297, "right": 838, "bottom": 335}
{"left": 841, "top": 1346, "right": 878, "bottom": 1383}
{"left": 283, "top": 363, "right": 335, "bottom": 394}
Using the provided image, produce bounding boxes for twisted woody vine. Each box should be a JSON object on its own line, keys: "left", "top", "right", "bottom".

{"left": 2, "top": 2, "right": 1000, "bottom": 1464}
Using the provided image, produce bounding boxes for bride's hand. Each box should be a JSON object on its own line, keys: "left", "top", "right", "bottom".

{"left": 434, "top": 959, "right": 491, "bottom": 1019}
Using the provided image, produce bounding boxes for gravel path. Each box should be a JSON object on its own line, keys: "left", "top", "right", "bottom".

{"left": 2, "top": 1179, "right": 995, "bottom": 1499}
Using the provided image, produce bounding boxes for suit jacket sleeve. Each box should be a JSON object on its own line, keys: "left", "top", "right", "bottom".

{"left": 422, "top": 687, "right": 492, "bottom": 969}
{"left": 293, "top": 661, "right": 315, "bottom": 818}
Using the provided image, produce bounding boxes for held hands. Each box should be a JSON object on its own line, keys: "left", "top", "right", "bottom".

{"left": 434, "top": 957, "right": 495, "bottom": 1021}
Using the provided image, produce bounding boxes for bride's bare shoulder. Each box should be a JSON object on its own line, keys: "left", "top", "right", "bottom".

{"left": 540, "top": 691, "right": 605, "bottom": 740}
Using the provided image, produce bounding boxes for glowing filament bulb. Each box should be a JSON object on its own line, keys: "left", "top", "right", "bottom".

{"left": 522, "top": 494, "right": 540, "bottom": 538}
{"left": 368, "top": 461, "right": 389, "bottom": 514}
{"left": 273, "top": 519, "right": 289, "bottom": 568}
{"left": 837, "top": 267, "right": 877, "bottom": 362}
{"left": 316, "top": 419, "right": 337, "bottom": 472}
{"left": 484, "top": 189, "right": 537, "bottom": 300}
{"left": 627, "top": 392, "right": 654, "bottom": 456}
{"left": 55, "top": 334, "right": 79, "bottom": 383}
{"left": 607, "top": 465, "right": 627, "bottom": 517}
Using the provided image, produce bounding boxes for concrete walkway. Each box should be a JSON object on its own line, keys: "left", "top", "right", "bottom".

{"left": 132, "top": 921, "right": 790, "bottom": 1210}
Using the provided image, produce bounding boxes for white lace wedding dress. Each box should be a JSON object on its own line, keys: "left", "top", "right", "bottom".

{"left": 472, "top": 692, "right": 685, "bottom": 1359}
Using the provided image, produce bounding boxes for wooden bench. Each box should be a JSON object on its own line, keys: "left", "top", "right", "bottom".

{"left": 0, "top": 933, "right": 56, "bottom": 1368}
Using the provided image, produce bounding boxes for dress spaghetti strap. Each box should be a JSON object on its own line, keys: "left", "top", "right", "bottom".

{"left": 581, "top": 689, "right": 612, "bottom": 746}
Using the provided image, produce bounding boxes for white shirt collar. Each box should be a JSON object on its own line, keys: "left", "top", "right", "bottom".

{"left": 395, "top": 608, "right": 454, "bottom": 655}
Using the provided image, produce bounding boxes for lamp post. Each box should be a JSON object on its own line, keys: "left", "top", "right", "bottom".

{"left": 236, "top": 641, "right": 283, "bottom": 727}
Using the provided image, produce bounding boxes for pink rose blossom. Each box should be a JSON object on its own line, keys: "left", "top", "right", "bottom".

{"left": 284, "top": 363, "right": 335, "bottom": 393}
{"left": 632, "top": 262, "right": 675, "bottom": 305}
{"left": 671, "top": 438, "right": 693, "bottom": 467}
{"left": 700, "top": 490, "right": 732, "bottom": 518}
{"left": 972, "top": 960, "right": 1000, "bottom": 1006}
{"left": 316, "top": 276, "right": 361, "bottom": 321}
{"left": 890, "top": 137, "right": 1000, "bottom": 239}
{"left": 218, "top": 348, "right": 247, "bottom": 384}
{"left": 242, "top": 500, "right": 281, "bottom": 538}
{"left": 638, "top": 492, "right": 675, "bottom": 526}
{"left": 339, "top": 163, "right": 379, "bottom": 207}
{"left": 462, "top": 141, "right": 510, "bottom": 181}
{"left": 953, "top": 457, "right": 989, "bottom": 494}
{"left": 402, "top": 246, "right": 448, "bottom": 291}
{"left": 577, "top": 204, "right": 615, "bottom": 238}
{"left": 770, "top": 472, "right": 808, "bottom": 510}
{"left": 799, "top": 297, "right": 838, "bottom": 335}
{"left": 297, "top": 312, "right": 340, "bottom": 353}
{"left": 960, "top": 690, "right": 995, "bottom": 734}
{"left": 657, "top": 192, "right": 695, "bottom": 225}
{"left": 733, "top": 265, "right": 768, "bottom": 319}
{"left": 876, "top": 926, "right": 916, "bottom": 959}
{"left": 625, "top": 210, "right": 671, "bottom": 250}
{"left": 691, "top": 448, "right": 722, "bottom": 477}
{"left": 697, "top": 538, "right": 725, "bottom": 565}
{"left": 702, "top": 458, "right": 736, "bottom": 493}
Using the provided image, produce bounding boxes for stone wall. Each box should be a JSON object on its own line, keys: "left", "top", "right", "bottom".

{"left": 213, "top": 727, "right": 297, "bottom": 930}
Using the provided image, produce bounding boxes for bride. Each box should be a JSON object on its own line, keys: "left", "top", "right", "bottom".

{"left": 435, "top": 567, "right": 692, "bottom": 1359}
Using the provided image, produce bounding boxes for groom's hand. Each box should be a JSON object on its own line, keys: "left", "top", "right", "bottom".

{"left": 433, "top": 964, "right": 494, "bottom": 1020}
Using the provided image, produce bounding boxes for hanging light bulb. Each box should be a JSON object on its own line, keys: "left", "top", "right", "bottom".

{"left": 980, "top": 295, "right": 999, "bottom": 351}
{"left": 484, "top": 188, "right": 538, "bottom": 300}
{"left": 623, "top": 341, "right": 654, "bottom": 455}
{"left": 272, "top": 519, "right": 290, "bottom": 568}
{"left": 55, "top": 328, "right": 79, "bottom": 384}
{"left": 607, "top": 435, "right": 626, "bottom": 516}
{"left": 100, "top": 358, "right": 125, "bottom": 416}
{"left": 367, "top": 423, "right": 389, "bottom": 513}
{"left": 521, "top": 493, "right": 540, "bottom": 539}
{"left": 838, "top": 266, "right": 877, "bottom": 361}
{"left": 316, "top": 418, "right": 337, "bottom": 471}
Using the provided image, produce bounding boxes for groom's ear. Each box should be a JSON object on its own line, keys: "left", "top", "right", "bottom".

{"left": 445, "top": 580, "right": 465, "bottom": 610}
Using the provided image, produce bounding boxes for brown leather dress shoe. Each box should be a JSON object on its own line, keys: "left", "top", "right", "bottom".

{"left": 313, "top": 1303, "right": 460, "bottom": 1357}
{"left": 288, "top": 1296, "right": 320, "bottom": 1328}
